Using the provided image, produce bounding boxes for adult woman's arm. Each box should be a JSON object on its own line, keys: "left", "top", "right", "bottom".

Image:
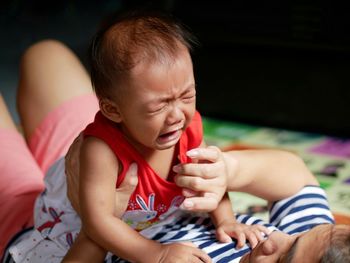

{"left": 174, "top": 146, "right": 318, "bottom": 211}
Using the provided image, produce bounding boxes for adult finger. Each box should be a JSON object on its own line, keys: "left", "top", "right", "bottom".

{"left": 180, "top": 195, "right": 219, "bottom": 212}
{"left": 114, "top": 163, "right": 138, "bottom": 217}
{"left": 65, "top": 134, "right": 84, "bottom": 214}
{"left": 175, "top": 174, "right": 205, "bottom": 191}
{"left": 175, "top": 174, "right": 220, "bottom": 191}
{"left": 186, "top": 146, "right": 221, "bottom": 163}
{"left": 182, "top": 188, "right": 198, "bottom": 197}
{"left": 65, "top": 134, "right": 83, "bottom": 177}
{"left": 66, "top": 133, "right": 83, "bottom": 159}
{"left": 65, "top": 133, "right": 83, "bottom": 181}
{"left": 173, "top": 162, "right": 221, "bottom": 180}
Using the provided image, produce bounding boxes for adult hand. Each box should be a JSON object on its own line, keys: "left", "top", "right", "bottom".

{"left": 65, "top": 134, "right": 138, "bottom": 216}
{"left": 65, "top": 134, "right": 84, "bottom": 215}
{"left": 173, "top": 146, "right": 236, "bottom": 212}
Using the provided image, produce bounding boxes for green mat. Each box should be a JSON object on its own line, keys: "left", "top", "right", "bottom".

{"left": 203, "top": 117, "right": 350, "bottom": 224}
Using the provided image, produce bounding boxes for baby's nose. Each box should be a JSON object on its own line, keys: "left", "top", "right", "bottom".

{"left": 166, "top": 105, "right": 183, "bottom": 125}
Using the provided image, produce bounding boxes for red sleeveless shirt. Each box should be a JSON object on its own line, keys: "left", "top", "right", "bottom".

{"left": 83, "top": 111, "right": 203, "bottom": 230}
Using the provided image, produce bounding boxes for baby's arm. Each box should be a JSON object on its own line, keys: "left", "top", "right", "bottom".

{"left": 63, "top": 143, "right": 139, "bottom": 262}
{"left": 63, "top": 231, "right": 106, "bottom": 262}
{"left": 63, "top": 134, "right": 106, "bottom": 262}
{"left": 78, "top": 137, "right": 211, "bottom": 263}
{"left": 79, "top": 137, "right": 160, "bottom": 262}
{"left": 210, "top": 193, "right": 269, "bottom": 248}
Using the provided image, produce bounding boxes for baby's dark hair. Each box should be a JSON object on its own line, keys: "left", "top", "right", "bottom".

{"left": 320, "top": 225, "right": 350, "bottom": 263}
{"left": 89, "top": 10, "right": 198, "bottom": 100}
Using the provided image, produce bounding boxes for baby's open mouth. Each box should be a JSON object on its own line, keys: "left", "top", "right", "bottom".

{"left": 159, "top": 130, "right": 177, "bottom": 138}
{"left": 157, "top": 129, "right": 181, "bottom": 144}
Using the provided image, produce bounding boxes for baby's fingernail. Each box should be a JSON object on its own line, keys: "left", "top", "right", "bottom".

{"left": 187, "top": 149, "right": 199, "bottom": 157}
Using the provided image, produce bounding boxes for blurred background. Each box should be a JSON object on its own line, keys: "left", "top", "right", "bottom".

{"left": 1, "top": 0, "right": 350, "bottom": 137}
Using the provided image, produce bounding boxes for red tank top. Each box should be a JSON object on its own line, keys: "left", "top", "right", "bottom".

{"left": 83, "top": 111, "right": 203, "bottom": 230}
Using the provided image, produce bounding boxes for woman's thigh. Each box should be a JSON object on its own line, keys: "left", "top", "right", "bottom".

{"left": 17, "top": 40, "right": 94, "bottom": 140}
{"left": 17, "top": 40, "right": 99, "bottom": 172}
{"left": 0, "top": 95, "right": 44, "bottom": 255}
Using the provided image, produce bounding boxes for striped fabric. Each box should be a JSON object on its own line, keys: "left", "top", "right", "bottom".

{"left": 106, "top": 185, "right": 334, "bottom": 263}
{"left": 3, "top": 186, "right": 334, "bottom": 263}
{"left": 269, "top": 185, "right": 334, "bottom": 235}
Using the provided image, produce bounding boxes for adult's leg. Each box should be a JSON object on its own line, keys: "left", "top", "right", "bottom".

{"left": 17, "top": 40, "right": 99, "bottom": 173}
{"left": 0, "top": 94, "right": 44, "bottom": 255}
{"left": 17, "top": 40, "right": 93, "bottom": 139}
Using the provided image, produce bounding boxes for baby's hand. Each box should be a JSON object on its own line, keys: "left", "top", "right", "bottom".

{"left": 216, "top": 220, "right": 270, "bottom": 249}
{"left": 158, "top": 243, "right": 212, "bottom": 263}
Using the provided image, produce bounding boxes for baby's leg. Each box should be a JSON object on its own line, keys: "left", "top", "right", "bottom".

{"left": 0, "top": 94, "right": 44, "bottom": 255}
{"left": 17, "top": 40, "right": 99, "bottom": 173}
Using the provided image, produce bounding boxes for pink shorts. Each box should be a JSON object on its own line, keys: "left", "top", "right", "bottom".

{"left": 0, "top": 94, "right": 98, "bottom": 255}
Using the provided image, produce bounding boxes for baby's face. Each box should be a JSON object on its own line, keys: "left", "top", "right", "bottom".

{"left": 115, "top": 48, "right": 196, "bottom": 152}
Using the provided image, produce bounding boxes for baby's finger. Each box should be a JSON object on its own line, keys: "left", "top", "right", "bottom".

{"left": 257, "top": 225, "right": 271, "bottom": 236}
{"left": 216, "top": 228, "right": 232, "bottom": 243}
{"left": 246, "top": 232, "right": 259, "bottom": 248}
{"left": 250, "top": 225, "right": 270, "bottom": 241}
{"left": 236, "top": 232, "right": 246, "bottom": 248}
{"left": 253, "top": 229, "right": 265, "bottom": 242}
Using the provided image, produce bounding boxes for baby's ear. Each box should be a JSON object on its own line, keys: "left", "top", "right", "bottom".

{"left": 99, "top": 98, "right": 122, "bottom": 123}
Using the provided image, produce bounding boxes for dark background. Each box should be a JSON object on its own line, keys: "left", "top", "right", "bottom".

{"left": 1, "top": 0, "right": 350, "bottom": 137}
